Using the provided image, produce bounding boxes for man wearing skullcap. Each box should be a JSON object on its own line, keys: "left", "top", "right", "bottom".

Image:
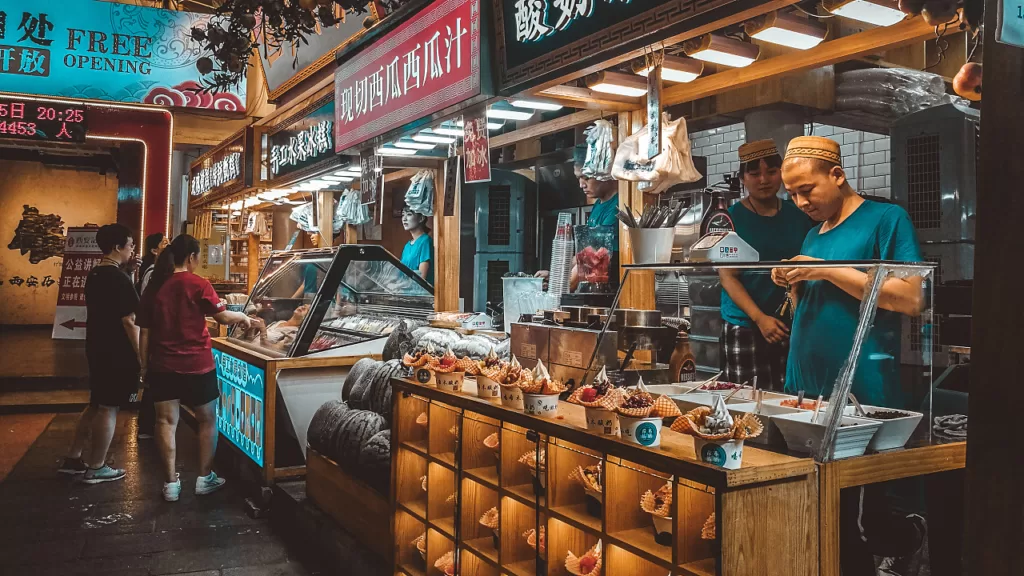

{"left": 773, "top": 135, "right": 923, "bottom": 408}
{"left": 718, "top": 139, "right": 814, "bottom": 391}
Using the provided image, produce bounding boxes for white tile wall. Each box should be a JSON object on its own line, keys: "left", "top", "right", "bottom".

{"left": 688, "top": 122, "right": 893, "bottom": 198}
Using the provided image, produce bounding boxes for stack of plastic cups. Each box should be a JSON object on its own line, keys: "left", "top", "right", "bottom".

{"left": 548, "top": 213, "right": 575, "bottom": 301}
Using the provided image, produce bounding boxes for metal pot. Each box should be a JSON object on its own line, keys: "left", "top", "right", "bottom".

{"left": 562, "top": 306, "right": 609, "bottom": 324}
{"left": 612, "top": 309, "right": 662, "bottom": 328}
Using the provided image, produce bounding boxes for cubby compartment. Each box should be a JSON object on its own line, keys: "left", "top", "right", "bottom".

{"left": 460, "top": 478, "right": 500, "bottom": 567}
{"left": 547, "top": 439, "right": 604, "bottom": 533}
{"left": 461, "top": 547, "right": 500, "bottom": 576}
{"left": 397, "top": 509, "right": 428, "bottom": 576}
{"left": 548, "top": 517, "right": 600, "bottom": 576}
{"left": 502, "top": 423, "right": 545, "bottom": 506}
{"left": 606, "top": 543, "right": 673, "bottom": 576}
{"left": 397, "top": 448, "right": 429, "bottom": 521}
{"left": 426, "top": 529, "right": 455, "bottom": 576}
{"left": 501, "top": 497, "right": 545, "bottom": 576}
{"left": 428, "top": 462, "right": 457, "bottom": 539}
{"left": 605, "top": 457, "right": 673, "bottom": 565}
{"left": 461, "top": 412, "right": 501, "bottom": 489}
{"left": 429, "top": 402, "right": 461, "bottom": 468}
{"left": 396, "top": 393, "right": 431, "bottom": 456}
{"left": 676, "top": 478, "right": 717, "bottom": 575}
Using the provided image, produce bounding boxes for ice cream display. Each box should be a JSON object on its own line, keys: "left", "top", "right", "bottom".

{"left": 672, "top": 395, "right": 763, "bottom": 469}
{"left": 498, "top": 355, "right": 529, "bottom": 409}
{"left": 640, "top": 481, "right": 674, "bottom": 544}
{"left": 480, "top": 506, "right": 500, "bottom": 547}
{"left": 433, "top": 347, "right": 467, "bottom": 392}
{"left": 475, "top": 347, "right": 503, "bottom": 398}
{"left": 524, "top": 526, "right": 546, "bottom": 555}
{"left": 570, "top": 464, "right": 604, "bottom": 517}
{"left": 565, "top": 540, "right": 602, "bottom": 576}
{"left": 520, "top": 360, "right": 567, "bottom": 417}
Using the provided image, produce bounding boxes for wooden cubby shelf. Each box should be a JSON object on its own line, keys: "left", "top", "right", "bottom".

{"left": 391, "top": 377, "right": 820, "bottom": 576}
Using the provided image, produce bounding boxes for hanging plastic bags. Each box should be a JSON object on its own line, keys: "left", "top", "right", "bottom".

{"left": 582, "top": 120, "right": 616, "bottom": 181}
{"left": 336, "top": 189, "right": 371, "bottom": 226}
{"left": 611, "top": 113, "right": 702, "bottom": 195}
{"left": 290, "top": 202, "right": 315, "bottom": 232}
{"left": 404, "top": 170, "right": 435, "bottom": 216}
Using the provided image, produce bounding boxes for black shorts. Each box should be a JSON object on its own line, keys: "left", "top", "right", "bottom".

{"left": 89, "top": 362, "right": 140, "bottom": 408}
{"left": 148, "top": 370, "right": 219, "bottom": 407}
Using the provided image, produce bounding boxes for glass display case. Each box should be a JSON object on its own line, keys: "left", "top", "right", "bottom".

{"left": 229, "top": 245, "right": 434, "bottom": 358}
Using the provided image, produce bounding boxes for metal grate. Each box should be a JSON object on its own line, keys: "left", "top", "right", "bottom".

{"left": 905, "top": 134, "right": 942, "bottom": 230}
{"left": 487, "top": 259, "right": 510, "bottom": 308}
{"left": 488, "top": 186, "right": 511, "bottom": 246}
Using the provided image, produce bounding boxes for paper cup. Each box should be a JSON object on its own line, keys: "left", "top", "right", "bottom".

{"left": 585, "top": 407, "right": 620, "bottom": 436}
{"left": 619, "top": 416, "right": 663, "bottom": 448}
{"left": 523, "top": 393, "right": 560, "bottom": 418}
{"left": 500, "top": 386, "right": 525, "bottom": 410}
{"left": 651, "top": 515, "right": 673, "bottom": 546}
{"left": 436, "top": 372, "right": 465, "bottom": 392}
{"left": 414, "top": 367, "right": 435, "bottom": 386}
{"left": 693, "top": 437, "right": 744, "bottom": 470}
{"left": 476, "top": 375, "right": 501, "bottom": 399}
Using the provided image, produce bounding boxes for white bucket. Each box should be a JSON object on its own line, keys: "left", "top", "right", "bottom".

{"left": 619, "top": 416, "right": 663, "bottom": 448}
{"left": 584, "top": 407, "right": 620, "bottom": 436}
{"left": 414, "top": 367, "right": 435, "bottom": 386}
{"left": 693, "top": 437, "right": 744, "bottom": 469}
{"left": 476, "top": 376, "right": 501, "bottom": 399}
{"left": 523, "top": 393, "right": 560, "bottom": 417}
{"left": 435, "top": 372, "right": 465, "bottom": 393}
{"left": 500, "top": 386, "right": 525, "bottom": 410}
{"left": 628, "top": 228, "right": 675, "bottom": 264}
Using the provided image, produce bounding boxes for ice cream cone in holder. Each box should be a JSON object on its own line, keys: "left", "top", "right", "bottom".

{"left": 433, "top": 348, "right": 465, "bottom": 392}
{"left": 521, "top": 360, "right": 567, "bottom": 418}
{"left": 570, "top": 465, "right": 603, "bottom": 518}
{"left": 565, "top": 540, "right": 602, "bottom": 576}
{"left": 641, "top": 481, "right": 674, "bottom": 545}
{"left": 569, "top": 367, "right": 623, "bottom": 436}
{"left": 671, "top": 396, "right": 763, "bottom": 469}
{"left": 412, "top": 532, "right": 426, "bottom": 563}
{"left": 480, "top": 506, "right": 499, "bottom": 548}
{"left": 498, "top": 356, "right": 527, "bottom": 409}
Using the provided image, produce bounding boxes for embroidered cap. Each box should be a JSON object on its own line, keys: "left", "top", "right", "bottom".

{"left": 784, "top": 136, "right": 842, "bottom": 166}
{"left": 738, "top": 139, "right": 778, "bottom": 163}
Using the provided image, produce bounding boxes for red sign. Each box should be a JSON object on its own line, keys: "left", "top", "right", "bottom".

{"left": 334, "top": 0, "right": 481, "bottom": 153}
{"left": 463, "top": 113, "right": 491, "bottom": 183}
{"left": 52, "top": 227, "right": 103, "bottom": 340}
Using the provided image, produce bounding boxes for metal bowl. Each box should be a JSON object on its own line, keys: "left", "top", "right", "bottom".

{"left": 612, "top": 309, "right": 662, "bottom": 328}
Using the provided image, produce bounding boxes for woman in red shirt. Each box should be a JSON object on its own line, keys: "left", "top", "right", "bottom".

{"left": 138, "top": 234, "right": 251, "bottom": 502}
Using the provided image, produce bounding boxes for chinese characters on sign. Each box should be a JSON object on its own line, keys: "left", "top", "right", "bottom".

{"left": 52, "top": 227, "right": 101, "bottom": 340}
{"left": 191, "top": 152, "right": 241, "bottom": 197}
{"left": 270, "top": 119, "right": 333, "bottom": 176}
{"left": 0, "top": 97, "right": 87, "bottom": 142}
{"left": 213, "top": 349, "right": 265, "bottom": 467}
{"left": 514, "top": 0, "right": 596, "bottom": 42}
{"left": 334, "top": 0, "right": 481, "bottom": 153}
{"left": 463, "top": 113, "right": 491, "bottom": 183}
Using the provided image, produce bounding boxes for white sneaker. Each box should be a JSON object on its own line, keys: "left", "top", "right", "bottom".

{"left": 195, "top": 471, "right": 226, "bottom": 495}
{"left": 163, "top": 474, "right": 181, "bottom": 502}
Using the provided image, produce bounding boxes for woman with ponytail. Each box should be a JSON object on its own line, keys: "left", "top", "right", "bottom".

{"left": 138, "top": 234, "right": 251, "bottom": 502}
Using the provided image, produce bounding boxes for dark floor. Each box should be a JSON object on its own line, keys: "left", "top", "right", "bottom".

{"left": 0, "top": 411, "right": 317, "bottom": 576}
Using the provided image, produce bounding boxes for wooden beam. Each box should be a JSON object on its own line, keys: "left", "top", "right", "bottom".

{"left": 535, "top": 85, "right": 642, "bottom": 112}
{"left": 433, "top": 164, "right": 459, "bottom": 312}
{"left": 490, "top": 109, "right": 610, "bottom": 149}
{"left": 662, "top": 15, "right": 936, "bottom": 106}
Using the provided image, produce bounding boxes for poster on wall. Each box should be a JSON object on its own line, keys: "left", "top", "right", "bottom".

{"left": 0, "top": 0, "right": 246, "bottom": 110}
{"left": 463, "top": 113, "right": 490, "bottom": 183}
{"left": 213, "top": 348, "right": 265, "bottom": 467}
{"left": 51, "top": 226, "right": 101, "bottom": 340}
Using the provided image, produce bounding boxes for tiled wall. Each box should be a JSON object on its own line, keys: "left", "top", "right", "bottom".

{"left": 689, "top": 123, "right": 892, "bottom": 198}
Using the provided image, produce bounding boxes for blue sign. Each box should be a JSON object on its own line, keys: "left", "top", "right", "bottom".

{"left": 0, "top": 0, "right": 246, "bottom": 110}
{"left": 214, "top": 349, "right": 265, "bottom": 467}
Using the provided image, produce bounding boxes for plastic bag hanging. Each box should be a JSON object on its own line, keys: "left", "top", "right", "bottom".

{"left": 582, "top": 120, "right": 616, "bottom": 181}
{"left": 405, "top": 170, "right": 435, "bottom": 216}
{"left": 611, "top": 113, "right": 702, "bottom": 195}
{"left": 336, "top": 189, "right": 370, "bottom": 226}
{"left": 290, "top": 201, "right": 315, "bottom": 232}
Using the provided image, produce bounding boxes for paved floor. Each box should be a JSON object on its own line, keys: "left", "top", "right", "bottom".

{"left": 0, "top": 411, "right": 316, "bottom": 576}
{"left": 0, "top": 413, "right": 55, "bottom": 481}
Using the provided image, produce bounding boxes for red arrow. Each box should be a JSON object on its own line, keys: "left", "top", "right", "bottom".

{"left": 61, "top": 319, "right": 87, "bottom": 330}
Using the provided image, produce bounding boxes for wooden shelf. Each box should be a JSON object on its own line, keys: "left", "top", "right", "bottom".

{"left": 608, "top": 527, "right": 673, "bottom": 566}
{"left": 503, "top": 559, "right": 538, "bottom": 576}
{"left": 504, "top": 483, "right": 543, "bottom": 508}
{"left": 549, "top": 504, "right": 601, "bottom": 534}
{"left": 430, "top": 516, "right": 456, "bottom": 539}
{"left": 402, "top": 440, "right": 428, "bottom": 457}
{"left": 678, "top": 558, "right": 717, "bottom": 576}
{"left": 396, "top": 563, "right": 425, "bottom": 576}
{"left": 433, "top": 451, "right": 456, "bottom": 469}
{"left": 463, "top": 537, "right": 499, "bottom": 568}
{"left": 465, "top": 466, "right": 499, "bottom": 489}
{"left": 399, "top": 500, "right": 427, "bottom": 523}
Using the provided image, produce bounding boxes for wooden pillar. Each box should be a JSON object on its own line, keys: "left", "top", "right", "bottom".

{"left": 246, "top": 232, "right": 260, "bottom": 292}
{"left": 966, "top": 2, "right": 1024, "bottom": 572}
{"left": 317, "top": 190, "right": 335, "bottom": 248}
{"left": 617, "top": 109, "right": 656, "bottom": 312}
{"left": 433, "top": 162, "right": 460, "bottom": 312}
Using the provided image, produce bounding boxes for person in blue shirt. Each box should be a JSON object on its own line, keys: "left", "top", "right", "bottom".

{"left": 569, "top": 162, "right": 619, "bottom": 292}
{"left": 719, "top": 140, "right": 815, "bottom": 391}
{"left": 773, "top": 136, "right": 924, "bottom": 409}
{"left": 400, "top": 206, "right": 434, "bottom": 285}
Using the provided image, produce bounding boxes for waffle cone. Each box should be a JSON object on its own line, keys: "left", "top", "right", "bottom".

{"left": 567, "top": 387, "right": 622, "bottom": 410}
{"left": 483, "top": 432, "right": 499, "bottom": 450}
{"left": 413, "top": 532, "right": 426, "bottom": 553}
{"left": 702, "top": 513, "right": 716, "bottom": 540}
{"left": 434, "top": 551, "right": 455, "bottom": 575}
{"left": 420, "top": 475, "right": 427, "bottom": 492}
{"left": 565, "top": 540, "right": 603, "bottom": 576}
{"left": 416, "top": 412, "right": 428, "bottom": 426}
{"left": 518, "top": 449, "right": 545, "bottom": 472}
{"left": 651, "top": 395, "right": 682, "bottom": 418}
{"left": 457, "top": 357, "right": 480, "bottom": 375}
{"left": 524, "top": 526, "right": 546, "bottom": 554}
{"left": 640, "top": 482, "right": 673, "bottom": 517}
{"left": 482, "top": 365, "right": 506, "bottom": 381}
{"left": 569, "top": 465, "right": 602, "bottom": 493}
{"left": 403, "top": 353, "right": 431, "bottom": 368}
{"left": 617, "top": 404, "right": 654, "bottom": 418}
{"left": 671, "top": 406, "right": 763, "bottom": 440}
{"left": 480, "top": 507, "right": 499, "bottom": 529}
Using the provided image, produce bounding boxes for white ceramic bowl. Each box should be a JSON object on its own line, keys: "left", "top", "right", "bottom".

{"left": 858, "top": 407, "right": 925, "bottom": 451}
{"left": 727, "top": 403, "right": 801, "bottom": 447}
{"left": 669, "top": 391, "right": 750, "bottom": 415}
{"left": 772, "top": 412, "right": 881, "bottom": 459}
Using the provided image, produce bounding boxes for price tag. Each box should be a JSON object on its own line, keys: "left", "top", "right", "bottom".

{"left": 997, "top": 0, "right": 1024, "bottom": 47}
{"left": 560, "top": 350, "right": 583, "bottom": 368}
{"left": 520, "top": 343, "right": 537, "bottom": 358}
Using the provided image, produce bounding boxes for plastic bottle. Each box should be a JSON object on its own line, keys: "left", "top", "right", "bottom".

{"left": 669, "top": 332, "right": 697, "bottom": 383}
{"left": 700, "top": 191, "right": 734, "bottom": 236}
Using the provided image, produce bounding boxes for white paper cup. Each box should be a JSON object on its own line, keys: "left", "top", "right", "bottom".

{"left": 476, "top": 375, "right": 501, "bottom": 399}
{"left": 500, "top": 386, "right": 525, "bottom": 410}
{"left": 651, "top": 514, "right": 673, "bottom": 536}
{"left": 693, "top": 437, "right": 744, "bottom": 469}
{"left": 414, "top": 367, "right": 435, "bottom": 386}
{"left": 619, "top": 416, "right": 663, "bottom": 448}
{"left": 523, "top": 393, "right": 560, "bottom": 417}
{"left": 628, "top": 228, "right": 675, "bottom": 264}
{"left": 435, "top": 372, "right": 465, "bottom": 392}
{"left": 584, "top": 407, "right": 620, "bottom": 436}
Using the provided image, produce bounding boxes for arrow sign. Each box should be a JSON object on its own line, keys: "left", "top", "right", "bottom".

{"left": 61, "top": 318, "right": 87, "bottom": 330}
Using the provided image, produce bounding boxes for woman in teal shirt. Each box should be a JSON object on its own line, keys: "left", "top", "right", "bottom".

{"left": 719, "top": 140, "right": 815, "bottom": 391}
{"left": 400, "top": 207, "right": 434, "bottom": 285}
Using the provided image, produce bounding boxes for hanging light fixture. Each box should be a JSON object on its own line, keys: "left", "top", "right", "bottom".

{"left": 683, "top": 34, "right": 760, "bottom": 67}
{"left": 745, "top": 11, "right": 828, "bottom": 49}
{"left": 322, "top": 175, "right": 354, "bottom": 183}
{"left": 432, "top": 123, "right": 463, "bottom": 137}
{"left": 632, "top": 55, "right": 705, "bottom": 83}
{"left": 509, "top": 97, "right": 564, "bottom": 111}
{"left": 487, "top": 101, "right": 534, "bottom": 121}
{"left": 376, "top": 144, "right": 416, "bottom": 156}
{"left": 586, "top": 71, "right": 648, "bottom": 97}
{"left": 822, "top": 0, "right": 904, "bottom": 26}
{"left": 394, "top": 138, "right": 436, "bottom": 150}
{"left": 414, "top": 130, "right": 458, "bottom": 144}
{"left": 453, "top": 119, "right": 506, "bottom": 131}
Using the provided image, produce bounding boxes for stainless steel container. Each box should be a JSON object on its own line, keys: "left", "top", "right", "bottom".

{"left": 612, "top": 309, "right": 663, "bottom": 328}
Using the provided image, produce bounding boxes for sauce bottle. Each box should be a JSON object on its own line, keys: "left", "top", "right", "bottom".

{"left": 700, "top": 191, "right": 734, "bottom": 236}
{"left": 669, "top": 331, "right": 697, "bottom": 383}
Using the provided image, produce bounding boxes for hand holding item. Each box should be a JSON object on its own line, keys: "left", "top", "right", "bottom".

{"left": 772, "top": 255, "right": 824, "bottom": 286}
{"left": 754, "top": 314, "right": 790, "bottom": 344}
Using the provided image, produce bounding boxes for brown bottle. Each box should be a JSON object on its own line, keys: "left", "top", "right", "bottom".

{"left": 669, "top": 332, "right": 697, "bottom": 383}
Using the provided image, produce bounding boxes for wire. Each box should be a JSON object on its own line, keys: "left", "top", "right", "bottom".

{"left": 967, "top": 30, "right": 981, "bottom": 63}
{"left": 923, "top": 22, "right": 953, "bottom": 71}
{"left": 794, "top": 3, "right": 835, "bottom": 18}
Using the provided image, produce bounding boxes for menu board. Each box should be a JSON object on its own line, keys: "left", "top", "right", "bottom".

{"left": 214, "top": 348, "right": 266, "bottom": 467}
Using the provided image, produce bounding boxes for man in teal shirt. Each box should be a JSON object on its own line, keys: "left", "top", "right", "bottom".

{"left": 400, "top": 207, "right": 434, "bottom": 285}
{"left": 774, "top": 136, "right": 923, "bottom": 409}
{"left": 568, "top": 152, "right": 619, "bottom": 292}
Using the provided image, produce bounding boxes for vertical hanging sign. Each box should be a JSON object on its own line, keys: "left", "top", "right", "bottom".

{"left": 647, "top": 64, "right": 662, "bottom": 160}
{"left": 443, "top": 148, "right": 460, "bottom": 217}
{"left": 463, "top": 113, "right": 491, "bottom": 183}
{"left": 52, "top": 227, "right": 102, "bottom": 340}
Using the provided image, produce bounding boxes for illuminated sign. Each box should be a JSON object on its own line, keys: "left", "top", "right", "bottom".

{"left": 191, "top": 152, "right": 240, "bottom": 197}
{"left": 0, "top": 98, "right": 86, "bottom": 142}
{"left": 270, "top": 119, "right": 333, "bottom": 176}
{"left": 188, "top": 127, "right": 254, "bottom": 205}
{"left": 333, "top": 0, "right": 481, "bottom": 153}
{"left": 265, "top": 98, "right": 336, "bottom": 181}
{"left": 0, "top": 0, "right": 245, "bottom": 110}
{"left": 213, "top": 349, "right": 265, "bottom": 467}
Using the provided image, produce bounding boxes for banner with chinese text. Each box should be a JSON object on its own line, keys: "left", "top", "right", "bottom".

{"left": 334, "top": 0, "right": 481, "bottom": 153}
{"left": 463, "top": 113, "right": 490, "bottom": 183}
{"left": 0, "top": 0, "right": 245, "bottom": 110}
{"left": 51, "top": 226, "right": 101, "bottom": 340}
